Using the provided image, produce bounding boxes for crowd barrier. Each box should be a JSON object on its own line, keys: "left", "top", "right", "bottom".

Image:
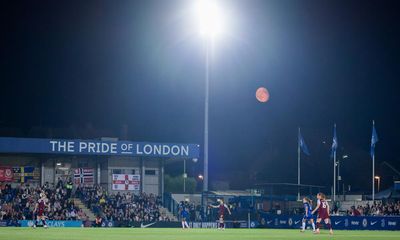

{"left": 99, "top": 221, "right": 181, "bottom": 228}
{"left": 19, "top": 220, "right": 82, "bottom": 227}
{"left": 13, "top": 215, "right": 399, "bottom": 230}
{"left": 16, "top": 220, "right": 255, "bottom": 228}
{"left": 100, "top": 220, "right": 257, "bottom": 228}
{"left": 0, "top": 220, "right": 18, "bottom": 227}
{"left": 258, "top": 213, "right": 400, "bottom": 230}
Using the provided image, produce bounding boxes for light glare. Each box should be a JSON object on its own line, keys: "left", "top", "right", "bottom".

{"left": 195, "top": 0, "right": 226, "bottom": 39}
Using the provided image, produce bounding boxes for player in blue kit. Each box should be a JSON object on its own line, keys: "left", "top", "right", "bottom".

{"left": 301, "top": 197, "right": 316, "bottom": 232}
{"left": 181, "top": 208, "right": 190, "bottom": 229}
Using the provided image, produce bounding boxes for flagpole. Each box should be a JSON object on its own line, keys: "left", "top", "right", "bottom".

{"left": 298, "top": 128, "right": 301, "bottom": 201}
{"left": 333, "top": 124, "right": 337, "bottom": 202}
{"left": 333, "top": 149, "right": 336, "bottom": 202}
{"left": 372, "top": 152, "right": 375, "bottom": 201}
{"left": 372, "top": 120, "right": 375, "bottom": 202}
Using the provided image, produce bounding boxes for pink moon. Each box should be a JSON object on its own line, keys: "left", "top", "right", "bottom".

{"left": 256, "top": 87, "right": 270, "bottom": 103}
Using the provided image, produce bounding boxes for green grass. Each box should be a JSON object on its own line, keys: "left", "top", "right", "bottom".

{"left": 0, "top": 228, "right": 399, "bottom": 240}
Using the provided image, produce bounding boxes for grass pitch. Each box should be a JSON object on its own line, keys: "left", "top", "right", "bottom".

{"left": 0, "top": 228, "right": 399, "bottom": 240}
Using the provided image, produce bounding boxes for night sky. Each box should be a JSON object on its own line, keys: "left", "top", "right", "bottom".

{"left": 1, "top": 0, "right": 400, "bottom": 192}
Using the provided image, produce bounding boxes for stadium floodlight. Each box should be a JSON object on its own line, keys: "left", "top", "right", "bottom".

{"left": 192, "top": 0, "right": 230, "bottom": 193}
{"left": 194, "top": 0, "right": 227, "bottom": 39}
{"left": 374, "top": 176, "right": 381, "bottom": 192}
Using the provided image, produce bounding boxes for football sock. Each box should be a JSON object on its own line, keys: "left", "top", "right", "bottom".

{"left": 301, "top": 222, "right": 306, "bottom": 231}
{"left": 326, "top": 223, "right": 332, "bottom": 230}
{"left": 312, "top": 222, "right": 316, "bottom": 231}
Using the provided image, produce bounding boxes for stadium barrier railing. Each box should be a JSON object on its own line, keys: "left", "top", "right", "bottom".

{"left": 258, "top": 213, "right": 400, "bottom": 230}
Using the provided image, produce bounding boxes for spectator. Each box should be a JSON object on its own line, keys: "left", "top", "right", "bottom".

{"left": 56, "top": 177, "right": 64, "bottom": 189}
{"left": 94, "top": 215, "right": 102, "bottom": 227}
{"left": 350, "top": 206, "right": 361, "bottom": 216}
{"left": 65, "top": 178, "right": 73, "bottom": 198}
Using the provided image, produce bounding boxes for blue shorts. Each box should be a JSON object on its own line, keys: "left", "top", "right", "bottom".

{"left": 303, "top": 215, "right": 313, "bottom": 221}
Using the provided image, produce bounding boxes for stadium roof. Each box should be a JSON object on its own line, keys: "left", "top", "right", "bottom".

{"left": 204, "top": 190, "right": 261, "bottom": 197}
{"left": 255, "top": 182, "right": 325, "bottom": 188}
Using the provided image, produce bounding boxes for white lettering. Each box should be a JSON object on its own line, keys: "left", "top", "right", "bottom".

{"left": 96, "top": 142, "right": 101, "bottom": 153}
{"left": 136, "top": 144, "right": 143, "bottom": 154}
{"left": 181, "top": 145, "right": 189, "bottom": 156}
{"left": 171, "top": 145, "right": 180, "bottom": 156}
{"left": 143, "top": 144, "right": 152, "bottom": 154}
{"left": 153, "top": 145, "right": 162, "bottom": 155}
{"left": 121, "top": 143, "right": 127, "bottom": 151}
{"left": 79, "top": 142, "right": 87, "bottom": 152}
{"left": 67, "top": 142, "right": 74, "bottom": 152}
{"left": 50, "top": 141, "right": 57, "bottom": 151}
{"left": 101, "top": 143, "right": 109, "bottom": 153}
{"left": 162, "top": 145, "right": 170, "bottom": 155}
{"left": 110, "top": 143, "right": 117, "bottom": 153}
{"left": 58, "top": 141, "right": 67, "bottom": 152}
{"left": 127, "top": 144, "right": 133, "bottom": 151}
{"left": 88, "top": 142, "right": 96, "bottom": 153}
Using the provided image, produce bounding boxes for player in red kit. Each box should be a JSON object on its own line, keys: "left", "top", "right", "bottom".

{"left": 312, "top": 193, "right": 333, "bottom": 235}
{"left": 33, "top": 192, "right": 49, "bottom": 228}
{"left": 210, "top": 199, "right": 231, "bottom": 230}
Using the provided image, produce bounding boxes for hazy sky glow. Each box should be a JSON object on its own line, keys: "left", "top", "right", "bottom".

{"left": 1, "top": 0, "right": 400, "bottom": 191}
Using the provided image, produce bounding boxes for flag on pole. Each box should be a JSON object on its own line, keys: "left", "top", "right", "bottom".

{"left": 298, "top": 129, "right": 310, "bottom": 156}
{"left": 331, "top": 124, "right": 338, "bottom": 158}
{"left": 371, "top": 121, "right": 378, "bottom": 158}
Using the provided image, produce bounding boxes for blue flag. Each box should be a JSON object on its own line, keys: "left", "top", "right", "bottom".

{"left": 12, "top": 166, "right": 39, "bottom": 183}
{"left": 331, "top": 124, "right": 338, "bottom": 158}
{"left": 371, "top": 121, "right": 378, "bottom": 158}
{"left": 298, "top": 129, "right": 310, "bottom": 156}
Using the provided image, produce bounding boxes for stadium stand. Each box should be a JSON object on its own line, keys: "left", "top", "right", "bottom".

{"left": 0, "top": 183, "right": 86, "bottom": 221}
{"left": 76, "top": 185, "right": 171, "bottom": 224}
{"left": 347, "top": 202, "right": 400, "bottom": 216}
{"left": 0, "top": 182, "right": 175, "bottom": 226}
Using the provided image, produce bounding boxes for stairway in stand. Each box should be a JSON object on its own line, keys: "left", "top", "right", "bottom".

{"left": 72, "top": 198, "right": 96, "bottom": 221}
{"left": 159, "top": 206, "right": 178, "bottom": 221}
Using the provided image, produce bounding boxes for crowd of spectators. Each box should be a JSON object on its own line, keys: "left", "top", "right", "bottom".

{"left": 177, "top": 201, "right": 201, "bottom": 221}
{"left": 348, "top": 201, "right": 400, "bottom": 216}
{"left": 0, "top": 182, "right": 86, "bottom": 222}
{"left": 176, "top": 200, "right": 248, "bottom": 222}
{"left": 1, "top": 181, "right": 170, "bottom": 226}
{"left": 76, "top": 185, "right": 169, "bottom": 223}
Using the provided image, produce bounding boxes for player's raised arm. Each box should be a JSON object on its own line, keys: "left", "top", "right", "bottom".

{"left": 312, "top": 200, "right": 320, "bottom": 215}
{"left": 225, "top": 204, "right": 231, "bottom": 215}
{"left": 326, "top": 202, "right": 331, "bottom": 216}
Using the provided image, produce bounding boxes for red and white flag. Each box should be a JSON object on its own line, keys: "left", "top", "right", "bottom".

{"left": 0, "top": 167, "right": 13, "bottom": 182}
{"left": 74, "top": 168, "right": 94, "bottom": 184}
{"left": 112, "top": 174, "right": 140, "bottom": 191}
